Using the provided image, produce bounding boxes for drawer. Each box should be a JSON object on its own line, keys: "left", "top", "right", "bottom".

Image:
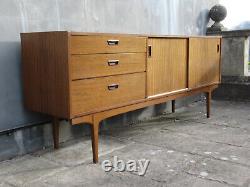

{"left": 71, "top": 53, "right": 146, "bottom": 80}
{"left": 71, "top": 72, "right": 146, "bottom": 116}
{"left": 70, "top": 35, "right": 147, "bottom": 54}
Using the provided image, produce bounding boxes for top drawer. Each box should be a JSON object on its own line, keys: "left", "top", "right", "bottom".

{"left": 70, "top": 35, "right": 147, "bottom": 54}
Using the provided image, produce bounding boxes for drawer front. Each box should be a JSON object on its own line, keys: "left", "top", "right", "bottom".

{"left": 71, "top": 73, "right": 146, "bottom": 116}
{"left": 70, "top": 35, "right": 147, "bottom": 54}
{"left": 71, "top": 53, "right": 146, "bottom": 80}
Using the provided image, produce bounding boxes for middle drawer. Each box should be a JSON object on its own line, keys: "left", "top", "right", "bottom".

{"left": 71, "top": 53, "right": 146, "bottom": 80}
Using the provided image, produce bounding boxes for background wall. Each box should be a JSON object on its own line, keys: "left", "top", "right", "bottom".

{"left": 0, "top": 0, "right": 217, "bottom": 132}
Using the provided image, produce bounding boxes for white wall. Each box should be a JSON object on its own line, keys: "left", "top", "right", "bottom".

{"left": 0, "top": 0, "right": 217, "bottom": 132}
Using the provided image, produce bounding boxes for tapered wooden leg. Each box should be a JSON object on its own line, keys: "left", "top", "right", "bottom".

{"left": 90, "top": 120, "right": 100, "bottom": 163}
{"left": 52, "top": 117, "right": 59, "bottom": 149}
{"left": 206, "top": 92, "right": 211, "bottom": 118}
{"left": 172, "top": 100, "right": 175, "bottom": 113}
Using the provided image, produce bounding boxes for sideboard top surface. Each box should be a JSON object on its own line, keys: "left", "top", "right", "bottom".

{"left": 20, "top": 31, "right": 221, "bottom": 39}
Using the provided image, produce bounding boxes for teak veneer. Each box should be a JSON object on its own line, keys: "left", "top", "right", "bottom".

{"left": 21, "top": 31, "right": 221, "bottom": 163}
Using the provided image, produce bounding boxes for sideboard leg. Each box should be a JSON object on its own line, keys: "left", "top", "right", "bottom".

{"left": 90, "top": 120, "right": 100, "bottom": 163}
{"left": 52, "top": 117, "right": 59, "bottom": 149}
{"left": 206, "top": 92, "right": 211, "bottom": 118}
{"left": 172, "top": 100, "right": 175, "bottom": 113}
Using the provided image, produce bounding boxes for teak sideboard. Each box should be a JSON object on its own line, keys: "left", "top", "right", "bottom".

{"left": 21, "top": 31, "right": 221, "bottom": 163}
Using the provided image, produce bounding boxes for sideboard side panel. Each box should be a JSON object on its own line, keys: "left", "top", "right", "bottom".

{"left": 21, "top": 32, "right": 70, "bottom": 118}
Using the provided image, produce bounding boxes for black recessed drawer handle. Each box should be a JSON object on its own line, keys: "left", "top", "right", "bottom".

{"left": 217, "top": 44, "right": 220, "bottom": 53}
{"left": 108, "top": 60, "right": 119, "bottom": 66}
{"left": 107, "top": 40, "right": 119, "bottom": 45}
{"left": 108, "top": 84, "right": 119, "bottom": 90}
{"left": 148, "top": 45, "right": 152, "bottom": 57}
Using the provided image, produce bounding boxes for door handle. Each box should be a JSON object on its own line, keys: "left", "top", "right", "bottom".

{"left": 217, "top": 44, "right": 220, "bottom": 53}
{"left": 148, "top": 45, "right": 152, "bottom": 57}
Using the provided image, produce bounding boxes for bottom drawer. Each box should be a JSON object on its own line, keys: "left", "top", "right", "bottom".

{"left": 71, "top": 72, "right": 146, "bottom": 116}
